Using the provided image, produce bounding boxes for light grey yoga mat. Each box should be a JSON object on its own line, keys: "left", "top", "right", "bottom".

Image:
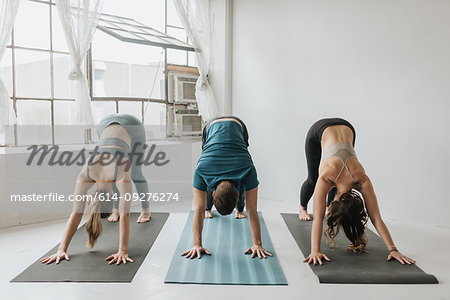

{"left": 281, "top": 213, "right": 438, "bottom": 284}
{"left": 11, "top": 213, "right": 169, "bottom": 282}
{"left": 165, "top": 211, "right": 287, "bottom": 285}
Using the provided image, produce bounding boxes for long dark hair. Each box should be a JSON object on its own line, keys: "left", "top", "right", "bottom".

{"left": 324, "top": 191, "right": 368, "bottom": 253}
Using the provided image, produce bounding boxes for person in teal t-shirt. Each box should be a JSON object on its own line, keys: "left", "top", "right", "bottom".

{"left": 182, "top": 116, "right": 273, "bottom": 260}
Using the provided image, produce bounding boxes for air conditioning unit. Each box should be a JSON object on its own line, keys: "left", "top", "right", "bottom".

{"left": 167, "top": 73, "right": 198, "bottom": 104}
{"left": 174, "top": 109, "right": 202, "bottom": 136}
{"left": 164, "top": 69, "right": 201, "bottom": 137}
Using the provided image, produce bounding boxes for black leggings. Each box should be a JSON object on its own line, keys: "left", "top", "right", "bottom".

{"left": 299, "top": 118, "right": 356, "bottom": 208}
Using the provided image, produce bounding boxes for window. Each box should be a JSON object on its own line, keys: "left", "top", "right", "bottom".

{"left": 0, "top": 0, "right": 196, "bottom": 146}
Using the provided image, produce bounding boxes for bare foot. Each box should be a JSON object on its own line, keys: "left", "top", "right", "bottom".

{"left": 235, "top": 211, "right": 246, "bottom": 219}
{"left": 108, "top": 209, "right": 119, "bottom": 222}
{"left": 204, "top": 210, "right": 213, "bottom": 219}
{"left": 299, "top": 206, "right": 311, "bottom": 221}
{"left": 137, "top": 210, "right": 151, "bottom": 223}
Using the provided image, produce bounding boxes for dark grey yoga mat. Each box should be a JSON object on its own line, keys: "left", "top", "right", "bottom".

{"left": 281, "top": 213, "right": 438, "bottom": 284}
{"left": 11, "top": 213, "right": 169, "bottom": 282}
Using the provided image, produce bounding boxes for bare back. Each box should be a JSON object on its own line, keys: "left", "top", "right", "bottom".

{"left": 210, "top": 117, "right": 242, "bottom": 127}
{"left": 83, "top": 124, "right": 132, "bottom": 191}
{"left": 320, "top": 125, "right": 366, "bottom": 195}
{"left": 99, "top": 124, "right": 132, "bottom": 149}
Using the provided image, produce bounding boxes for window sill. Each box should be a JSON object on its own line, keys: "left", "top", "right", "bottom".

{"left": 0, "top": 137, "right": 201, "bottom": 155}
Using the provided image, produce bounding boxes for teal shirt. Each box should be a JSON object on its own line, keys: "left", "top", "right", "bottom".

{"left": 193, "top": 121, "right": 259, "bottom": 191}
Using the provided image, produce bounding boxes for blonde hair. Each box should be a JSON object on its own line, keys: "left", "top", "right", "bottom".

{"left": 85, "top": 191, "right": 106, "bottom": 248}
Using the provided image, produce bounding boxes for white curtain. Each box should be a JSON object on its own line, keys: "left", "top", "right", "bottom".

{"left": 56, "top": 0, "right": 104, "bottom": 126}
{"left": 173, "top": 0, "right": 219, "bottom": 121}
{"left": 0, "top": 0, "right": 19, "bottom": 132}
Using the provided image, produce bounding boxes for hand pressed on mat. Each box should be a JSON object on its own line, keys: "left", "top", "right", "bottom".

{"left": 244, "top": 244, "right": 273, "bottom": 259}
{"left": 105, "top": 251, "right": 134, "bottom": 265}
{"left": 182, "top": 244, "right": 211, "bottom": 259}
{"left": 40, "top": 250, "right": 70, "bottom": 265}
{"left": 388, "top": 250, "right": 415, "bottom": 265}
{"left": 303, "top": 251, "right": 331, "bottom": 266}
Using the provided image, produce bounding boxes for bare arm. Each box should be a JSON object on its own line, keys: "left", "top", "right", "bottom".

{"left": 244, "top": 187, "right": 273, "bottom": 258}
{"left": 304, "top": 176, "right": 332, "bottom": 265}
{"left": 361, "top": 176, "right": 415, "bottom": 264}
{"left": 181, "top": 188, "right": 211, "bottom": 259}
{"left": 105, "top": 172, "right": 135, "bottom": 265}
{"left": 360, "top": 176, "right": 394, "bottom": 248}
{"left": 115, "top": 173, "right": 132, "bottom": 253}
{"left": 246, "top": 187, "right": 261, "bottom": 246}
{"left": 59, "top": 172, "right": 94, "bottom": 252}
{"left": 311, "top": 177, "right": 332, "bottom": 253}
{"left": 192, "top": 188, "right": 206, "bottom": 246}
{"left": 40, "top": 172, "right": 94, "bottom": 264}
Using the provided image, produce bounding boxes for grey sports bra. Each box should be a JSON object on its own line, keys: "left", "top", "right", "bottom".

{"left": 86, "top": 137, "right": 130, "bottom": 182}
{"left": 321, "top": 142, "right": 357, "bottom": 184}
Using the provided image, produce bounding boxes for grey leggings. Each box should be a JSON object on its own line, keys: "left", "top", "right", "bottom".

{"left": 97, "top": 114, "right": 149, "bottom": 210}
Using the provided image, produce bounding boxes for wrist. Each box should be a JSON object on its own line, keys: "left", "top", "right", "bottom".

{"left": 388, "top": 246, "right": 398, "bottom": 253}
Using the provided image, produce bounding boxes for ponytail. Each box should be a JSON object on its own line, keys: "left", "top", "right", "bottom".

{"left": 86, "top": 191, "right": 105, "bottom": 248}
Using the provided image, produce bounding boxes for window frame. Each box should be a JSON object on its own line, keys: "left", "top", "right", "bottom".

{"left": 1, "top": 0, "right": 195, "bottom": 147}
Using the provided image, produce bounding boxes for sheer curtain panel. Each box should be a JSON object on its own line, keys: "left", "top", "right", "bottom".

{"left": 56, "top": 0, "right": 104, "bottom": 126}
{"left": 0, "top": 0, "right": 19, "bottom": 132}
{"left": 173, "top": 0, "right": 219, "bottom": 121}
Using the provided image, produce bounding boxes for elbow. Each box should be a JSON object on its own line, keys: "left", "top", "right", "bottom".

{"left": 312, "top": 214, "right": 325, "bottom": 225}
{"left": 70, "top": 212, "right": 84, "bottom": 221}
{"left": 194, "top": 202, "right": 206, "bottom": 212}
{"left": 247, "top": 209, "right": 258, "bottom": 217}
{"left": 370, "top": 215, "right": 384, "bottom": 228}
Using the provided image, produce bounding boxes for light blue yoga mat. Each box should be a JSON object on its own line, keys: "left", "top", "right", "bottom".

{"left": 165, "top": 211, "right": 287, "bottom": 285}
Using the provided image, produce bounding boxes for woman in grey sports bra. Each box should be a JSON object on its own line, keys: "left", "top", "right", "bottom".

{"left": 94, "top": 113, "right": 151, "bottom": 223}
{"left": 300, "top": 118, "right": 415, "bottom": 266}
{"left": 39, "top": 114, "right": 149, "bottom": 266}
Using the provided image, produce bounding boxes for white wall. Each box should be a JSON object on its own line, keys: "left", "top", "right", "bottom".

{"left": 232, "top": 0, "right": 450, "bottom": 226}
{"left": 210, "top": 0, "right": 233, "bottom": 115}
